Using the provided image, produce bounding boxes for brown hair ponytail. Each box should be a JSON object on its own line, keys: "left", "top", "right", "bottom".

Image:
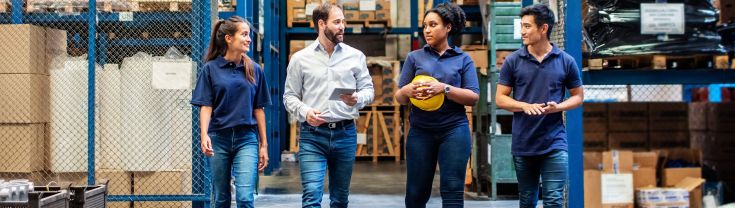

{"left": 205, "top": 16, "right": 256, "bottom": 83}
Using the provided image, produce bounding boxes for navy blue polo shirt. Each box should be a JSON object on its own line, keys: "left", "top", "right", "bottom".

{"left": 191, "top": 56, "right": 271, "bottom": 132}
{"left": 398, "top": 45, "right": 480, "bottom": 130}
{"left": 498, "top": 44, "right": 582, "bottom": 156}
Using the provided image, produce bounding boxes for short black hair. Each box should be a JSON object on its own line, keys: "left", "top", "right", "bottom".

{"left": 519, "top": 4, "right": 555, "bottom": 40}
{"left": 312, "top": 3, "right": 342, "bottom": 31}
{"left": 424, "top": 3, "right": 466, "bottom": 36}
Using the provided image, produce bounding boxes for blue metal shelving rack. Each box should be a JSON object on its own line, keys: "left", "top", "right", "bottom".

{"left": 1, "top": 0, "right": 213, "bottom": 207}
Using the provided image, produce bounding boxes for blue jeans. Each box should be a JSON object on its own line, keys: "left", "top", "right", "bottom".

{"left": 405, "top": 124, "right": 471, "bottom": 208}
{"left": 298, "top": 122, "right": 357, "bottom": 208}
{"left": 513, "top": 149, "right": 568, "bottom": 208}
{"left": 208, "top": 125, "right": 259, "bottom": 208}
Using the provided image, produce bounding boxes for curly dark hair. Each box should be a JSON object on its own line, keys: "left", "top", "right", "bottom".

{"left": 424, "top": 3, "right": 466, "bottom": 37}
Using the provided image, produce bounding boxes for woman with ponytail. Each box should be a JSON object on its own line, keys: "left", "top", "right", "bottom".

{"left": 191, "top": 16, "right": 271, "bottom": 208}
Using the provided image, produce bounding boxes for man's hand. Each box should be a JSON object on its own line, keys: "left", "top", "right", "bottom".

{"left": 306, "top": 109, "right": 327, "bottom": 127}
{"left": 340, "top": 94, "right": 358, "bottom": 106}
{"left": 522, "top": 103, "right": 547, "bottom": 115}
{"left": 542, "top": 101, "right": 559, "bottom": 114}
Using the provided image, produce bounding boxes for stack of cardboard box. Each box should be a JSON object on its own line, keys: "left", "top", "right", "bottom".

{"left": 0, "top": 24, "right": 65, "bottom": 183}
{"left": 648, "top": 103, "right": 689, "bottom": 149}
{"left": 584, "top": 103, "right": 608, "bottom": 151}
{"left": 460, "top": 45, "right": 488, "bottom": 74}
{"left": 608, "top": 103, "right": 649, "bottom": 151}
{"left": 367, "top": 58, "right": 399, "bottom": 106}
{"left": 691, "top": 102, "right": 735, "bottom": 201}
{"left": 585, "top": 150, "right": 705, "bottom": 208}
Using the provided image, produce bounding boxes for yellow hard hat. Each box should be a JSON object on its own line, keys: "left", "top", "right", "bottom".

{"left": 409, "top": 75, "right": 444, "bottom": 111}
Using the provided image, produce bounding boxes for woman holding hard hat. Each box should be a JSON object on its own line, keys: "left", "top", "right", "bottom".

{"left": 395, "top": 3, "right": 480, "bottom": 207}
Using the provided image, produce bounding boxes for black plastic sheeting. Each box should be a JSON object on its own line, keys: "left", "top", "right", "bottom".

{"left": 718, "top": 23, "right": 735, "bottom": 51}
{"left": 584, "top": 0, "right": 727, "bottom": 57}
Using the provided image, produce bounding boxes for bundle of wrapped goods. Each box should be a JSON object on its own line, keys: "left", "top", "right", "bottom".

{"left": 584, "top": 0, "right": 726, "bottom": 57}
{"left": 96, "top": 64, "right": 124, "bottom": 170}
{"left": 48, "top": 57, "right": 101, "bottom": 173}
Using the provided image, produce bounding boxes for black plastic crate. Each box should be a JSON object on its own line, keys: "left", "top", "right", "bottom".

{"left": 0, "top": 190, "right": 70, "bottom": 208}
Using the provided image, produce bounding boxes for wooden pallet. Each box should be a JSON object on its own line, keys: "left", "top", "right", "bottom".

{"left": 345, "top": 19, "right": 391, "bottom": 28}
{"left": 287, "top": 19, "right": 313, "bottom": 28}
{"left": 26, "top": 0, "right": 88, "bottom": 13}
{"left": 587, "top": 54, "right": 730, "bottom": 70}
{"left": 128, "top": 0, "right": 192, "bottom": 12}
{"left": 356, "top": 105, "right": 402, "bottom": 162}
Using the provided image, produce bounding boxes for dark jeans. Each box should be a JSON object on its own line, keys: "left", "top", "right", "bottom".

{"left": 514, "top": 149, "right": 568, "bottom": 208}
{"left": 208, "top": 126, "right": 259, "bottom": 208}
{"left": 405, "top": 124, "right": 471, "bottom": 208}
{"left": 298, "top": 122, "right": 357, "bottom": 208}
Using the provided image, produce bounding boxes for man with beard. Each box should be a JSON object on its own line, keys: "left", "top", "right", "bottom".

{"left": 283, "top": 3, "right": 374, "bottom": 208}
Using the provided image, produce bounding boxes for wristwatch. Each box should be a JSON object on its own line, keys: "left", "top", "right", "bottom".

{"left": 444, "top": 84, "right": 451, "bottom": 94}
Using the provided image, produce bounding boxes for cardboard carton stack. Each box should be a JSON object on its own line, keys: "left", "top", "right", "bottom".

{"left": 584, "top": 103, "right": 608, "bottom": 151}
{"left": 608, "top": 103, "right": 649, "bottom": 151}
{"left": 366, "top": 58, "right": 399, "bottom": 106}
{"left": 690, "top": 102, "right": 735, "bottom": 200}
{"left": 0, "top": 24, "right": 66, "bottom": 179}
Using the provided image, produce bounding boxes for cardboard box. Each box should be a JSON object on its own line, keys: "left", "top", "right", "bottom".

{"left": 648, "top": 102, "right": 688, "bottom": 131}
{"left": 344, "top": 10, "right": 359, "bottom": 20}
{"left": 288, "top": 0, "right": 306, "bottom": 10}
{"left": 133, "top": 170, "right": 192, "bottom": 208}
{"left": 0, "top": 74, "right": 50, "bottom": 123}
{"left": 496, "top": 51, "right": 512, "bottom": 69}
{"left": 0, "top": 124, "right": 45, "bottom": 173}
{"left": 633, "top": 152, "right": 658, "bottom": 189}
{"left": 637, "top": 177, "right": 706, "bottom": 208}
{"left": 689, "top": 131, "right": 707, "bottom": 150}
{"left": 584, "top": 170, "right": 603, "bottom": 208}
{"left": 460, "top": 45, "right": 488, "bottom": 69}
{"left": 358, "top": 11, "right": 375, "bottom": 20}
{"left": 649, "top": 131, "right": 689, "bottom": 149}
{"left": 292, "top": 8, "right": 308, "bottom": 21}
{"left": 707, "top": 103, "right": 735, "bottom": 132}
{"left": 0, "top": 172, "right": 46, "bottom": 185}
{"left": 660, "top": 148, "right": 703, "bottom": 208}
{"left": 584, "top": 151, "right": 602, "bottom": 170}
{"left": 375, "top": 9, "right": 390, "bottom": 20}
{"left": 96, "top": 169, "right": 132, "bottom": 195}
{"left": 584, "top": 132, "right": 608, "bottom": 151}
{"left": 608, "top": 103, "right": 648, "bottom": 132}
{"left": 688, "top": 102, "right": 707, "bottom": 131}
{"left": 702, "top": 132, "right": 735, "bottom": 161}
{"left": 49, "top": 172, "right": 88, "bottom": 186}
{"left": 608, "top": 132, "right": 648, "bottom": 151}
{"left": 0, "top": 24, "right": 47, "bottom": 75}
{"left": 340, "top": 0, "right": 359, "bottom": 10}
{"left": 375, "top": 0, "right": 390, "bottom": 11}
{"left": 603, "top": 150, "right": 633, "bottom": 173}
{"left": 584, "top": 102, "right": 607, "bottom": 132}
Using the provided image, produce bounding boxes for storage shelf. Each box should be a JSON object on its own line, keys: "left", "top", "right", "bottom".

{"left": 287, "top": 27, "right": 414, "bottom": 35}
{"left": 583, "top": 69, "right": 735, "bottom": 85}
{"left": 109, "top": 38, "right": 192, "bottom": 46}
{"left": 0, "top": 12, "right": 192, "bottom": 25}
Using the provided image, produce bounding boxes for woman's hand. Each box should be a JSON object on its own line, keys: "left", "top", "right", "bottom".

{"left": 258, "top": 145, "right": 269, "bottom": 171}
{"left": 201, "top": 134, "right": 213, "bottom": 157}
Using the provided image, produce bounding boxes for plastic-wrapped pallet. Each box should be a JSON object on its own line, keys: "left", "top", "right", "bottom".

{"left": 96, "top": 64, "right": 124, "bottom": 170}
{"left": 118, "top": 50, "right": 193, "bottom": 171}
{"left": 49, "top": 55, "right": 101, "bottom": 173}
{"left": 119, "top": 52, "right": 173, "bottom": 171}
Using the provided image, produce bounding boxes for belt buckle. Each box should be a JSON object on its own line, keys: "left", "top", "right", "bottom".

{"left": 328, "top": 122, "right": 337, "bottom": 129}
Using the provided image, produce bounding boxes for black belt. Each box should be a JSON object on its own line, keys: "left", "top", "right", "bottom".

{"left": 304, "top": 120, "right": 354, "bottom": 129}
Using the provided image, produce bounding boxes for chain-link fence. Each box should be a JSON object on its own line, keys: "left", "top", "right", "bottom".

{"left": 0, "top": 1, "right": 210, "bottom": 207}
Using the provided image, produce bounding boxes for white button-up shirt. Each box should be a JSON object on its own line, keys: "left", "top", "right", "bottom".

{"left": 283, "top": 40, "right": 374, "bottom": 123}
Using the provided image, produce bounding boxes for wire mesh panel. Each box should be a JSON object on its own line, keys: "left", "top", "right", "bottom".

{"left": 0, "top": 1, "right": 209, "bottom": 207}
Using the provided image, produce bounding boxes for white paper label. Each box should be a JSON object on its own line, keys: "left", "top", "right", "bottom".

{"left": 601, "top": 173, "right": 634, "bottom": 204}
{"left": 640, "top": 3, "right": 685, "bottom": 35}
{"left": 151, "top": 61, "right": 193, "bottom": 90}
{"left": 305, "top": 3, "right": 318, "bottom": 16}
{"left": 357, "top": 133, "right": 367, "bottom": 144}
{"left": 513, "top": 18, "right": 522, "bottom": 40}
{"left": 119, "top": 12, "right": 134, "bottom": 22}
{"left": 360, "top": 0, "right": 376, "bottom": 11}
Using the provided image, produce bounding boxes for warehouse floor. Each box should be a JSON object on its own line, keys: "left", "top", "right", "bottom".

{"left": 251, "top": 161, "right": 521, "bottom": 208}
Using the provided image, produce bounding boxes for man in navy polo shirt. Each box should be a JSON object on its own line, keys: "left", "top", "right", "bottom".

{"left": 495, "top": 4, "right": 584, "bottom": 208}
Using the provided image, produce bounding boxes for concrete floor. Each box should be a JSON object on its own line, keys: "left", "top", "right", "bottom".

{"left": 251, "top": 161, "right": 520, "bottom": 207}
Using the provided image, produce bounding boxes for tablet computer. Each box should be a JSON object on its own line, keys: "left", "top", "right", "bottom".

{"left": 328, "top": 88, "right": 356, "bottom": 100}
